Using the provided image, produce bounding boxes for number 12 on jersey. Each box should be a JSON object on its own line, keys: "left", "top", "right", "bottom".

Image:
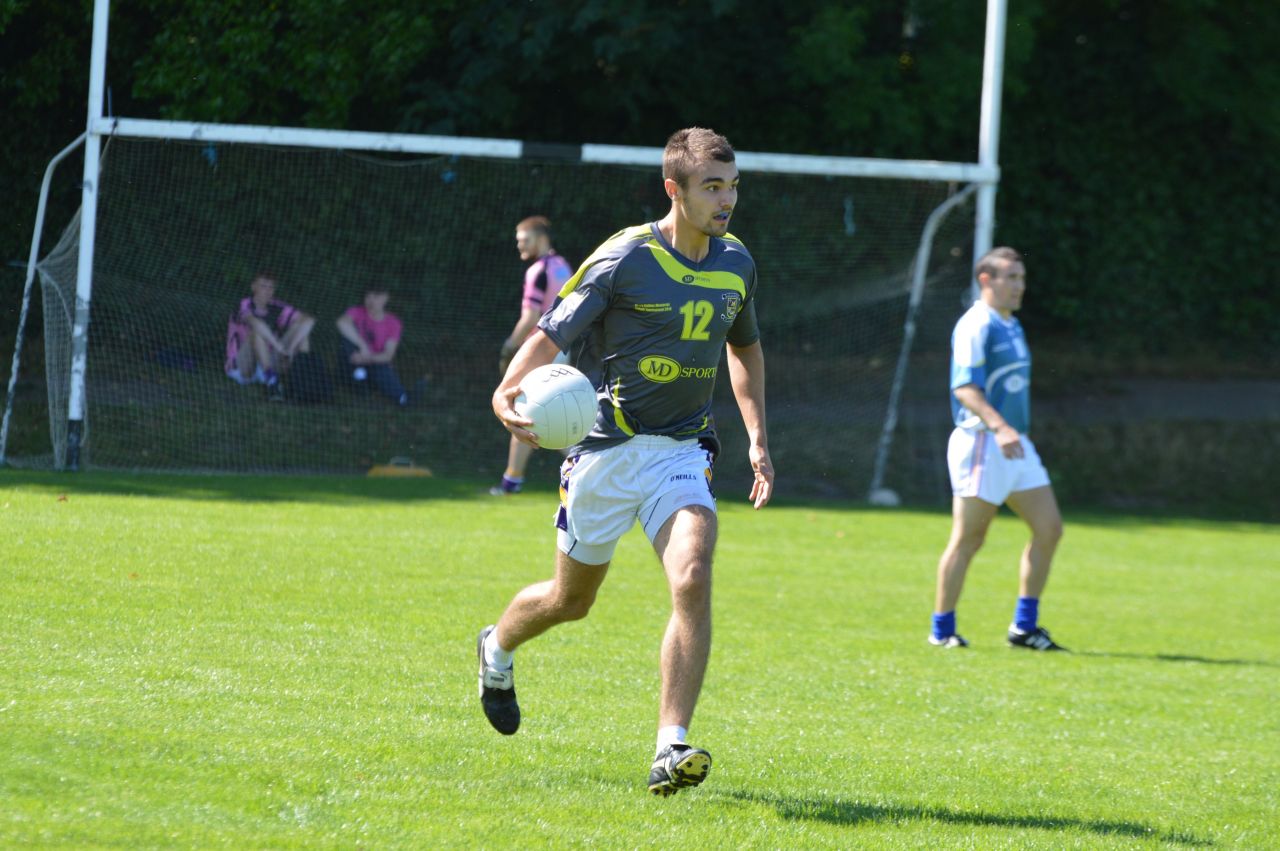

{"left": 679, "top": 300, "right": 713, "bottom": 341}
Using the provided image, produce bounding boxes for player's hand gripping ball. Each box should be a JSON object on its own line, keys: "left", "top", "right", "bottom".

{"left": 515, "top": 364, "right": 597, "bottom": 450}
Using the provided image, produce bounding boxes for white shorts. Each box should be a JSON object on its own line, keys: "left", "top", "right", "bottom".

{"left": 947, "top": 428, "right": 1051, "bottom": 505}
{"left": 555, "top": 435, "right": 717, "bottom": 565}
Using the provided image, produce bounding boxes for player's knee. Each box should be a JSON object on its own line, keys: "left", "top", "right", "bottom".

{"left": 953, "top": 528, "right": 987, "bottom": 556}
{"left": 553, "top": 588, "right": 598, "bottom": 622}
{"left": 1036, "top": 518, "right": 1064, "bottom": 546}
{"left": 668, "top": 558, "right": 712, "bottom": 609}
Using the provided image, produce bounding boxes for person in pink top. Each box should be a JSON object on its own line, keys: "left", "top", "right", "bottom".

{"left": 491, "top": 216, "right": 575, "bottom": 495}
{"left": 225, "top": 272, "right": 316, "bottom": 400}
{"left": 335, "top": 288, "right": 410, "bottom": 406}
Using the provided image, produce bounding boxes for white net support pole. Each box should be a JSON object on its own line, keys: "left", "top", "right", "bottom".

{"left": 64, "top": 0, "right": 111, "bottom": 470}
{"left": 0, "top": 133, "right": 87, "bottom": 466}
{"left": 867, "top": 183, "right": 980, "bottom": 505}
{"left": 972, "top": 0, "right": 1009, "bottom": 300}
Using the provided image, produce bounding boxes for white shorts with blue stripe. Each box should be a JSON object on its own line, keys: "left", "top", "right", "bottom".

{"left": 947, "top": 427, "right": 1051, "bottom": 506}
{"left": 555, "top": 435, "right": 716, "bottom": 565}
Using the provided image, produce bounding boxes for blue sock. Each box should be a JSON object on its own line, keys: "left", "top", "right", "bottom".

{"left": 1013, "top": 597, "right": 1039, "bottom": 633}
{"left": 932, "top": 611, "right": 956, "bottom": 640}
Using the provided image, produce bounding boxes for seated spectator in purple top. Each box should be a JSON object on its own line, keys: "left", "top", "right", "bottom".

{"left": 335, "top": 287, "right": 411, "bottom": 407}
{"left": 225, "top": 273, "right": 316, "bottom": 398}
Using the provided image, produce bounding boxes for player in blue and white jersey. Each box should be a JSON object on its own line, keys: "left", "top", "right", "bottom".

{"left": 475, "top": 128, "right": 774, "bottom": 797}
{"left": 931, "top": 247, "right": 1067, "bottom": 652}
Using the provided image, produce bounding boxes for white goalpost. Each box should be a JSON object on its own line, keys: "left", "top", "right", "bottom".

{"left": 2, "top": 0, "right": 1008, "bottom": 505}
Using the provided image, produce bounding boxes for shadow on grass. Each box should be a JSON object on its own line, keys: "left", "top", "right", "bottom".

{"left": 0, "top": 468, "right": 511, "bottom": 504}
{"left": 721, "top": 790, "right": 1212, "bottom": 846}
{"left": 4, "top": 466, "right": 1276, "bottom": 524}
{"left": 1075, "top": 650, "right": 1279, "bottom": 669}
{"left": 750, "top": 497, "right": 1280, "bottom": 526}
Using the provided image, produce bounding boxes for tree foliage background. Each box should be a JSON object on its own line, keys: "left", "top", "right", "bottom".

{"left": 2, "top": 0, "right": 1277, "bottom": 361}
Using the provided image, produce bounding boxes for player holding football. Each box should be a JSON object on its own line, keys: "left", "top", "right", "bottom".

{"left": 477, "top": 127, "right": 774, "bottom": 797}
{"left": 930, "top": 246, "right": 1067, "bottom": 651}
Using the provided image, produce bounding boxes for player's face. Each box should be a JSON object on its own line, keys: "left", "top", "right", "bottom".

{"left": 515, "top": 229, "right": 542, "bottom": 262}
{"left": 677, "top": 160, "right": 739, "bottom": 237}
{"left": 364, "top": 291, "right": 389, "bottom": 313}
{"left": 251, "top": 276, "right": 275, "bottom": 304}
{"left": 984, "top": 261, "right": 1026, "bottom": 315}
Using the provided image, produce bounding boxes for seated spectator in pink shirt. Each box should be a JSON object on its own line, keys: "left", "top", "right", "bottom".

{"left": 225, "top": 272, "right": 315, "bottom": 400}
{"left": 335, "top": 288, "right": 411, "bottom": 407}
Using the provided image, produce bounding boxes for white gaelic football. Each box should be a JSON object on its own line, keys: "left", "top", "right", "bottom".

{"left": 515, "top": 364, "right": 597, "bottom": 450}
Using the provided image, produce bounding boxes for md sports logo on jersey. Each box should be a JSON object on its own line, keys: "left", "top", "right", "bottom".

{"left": 640, "top": 355, "right": 717, "bottom": 384}
{"left": 640, "top": 356, "right": 681, "bottom": 383}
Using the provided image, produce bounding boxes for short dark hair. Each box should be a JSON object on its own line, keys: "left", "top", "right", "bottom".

{"left": 975, "top": 246, "right": 1023, "bottom": 279}
{"left": 516, "top": 215, "right": 551, "bottom": 239}
{"left": 663, "top": 127, "right": 736, "bottom": 189}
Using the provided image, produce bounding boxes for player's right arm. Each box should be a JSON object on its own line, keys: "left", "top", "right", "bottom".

{"left": 950, "top": 308, "right": 1022, "bottom": 459}
{"left": 335, "top": 311, "right": 372, "bottom": 360}
{"left": 335, "top": 311, "right": 367, "bottom": 349}
{"left": 492, "top": 329, "right": 563, "bottom": 447}
{"left": 952, "top": 384, "right": 1023, "bottom": 459}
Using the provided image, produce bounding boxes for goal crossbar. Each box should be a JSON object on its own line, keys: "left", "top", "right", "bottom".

{"left": 94, "top": 118, "right": 999, "bottom": 184}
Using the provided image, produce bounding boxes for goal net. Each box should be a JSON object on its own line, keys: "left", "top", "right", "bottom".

{"left": 12, "top": 132, "right": 976, "bottom": 502}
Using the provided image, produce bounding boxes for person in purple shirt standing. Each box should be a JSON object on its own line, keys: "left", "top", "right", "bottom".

{"left": 490, "top": 216, "right": 575, "bottom": 495}
{"left": 336, "top": 287, "right": 410, "bottom": 407}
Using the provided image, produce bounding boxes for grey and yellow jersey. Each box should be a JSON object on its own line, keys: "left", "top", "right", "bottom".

{"left": 539, "top": 222, "right": 760, "bottom": 455}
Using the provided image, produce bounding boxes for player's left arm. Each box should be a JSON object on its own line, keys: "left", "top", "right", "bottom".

{"left": 500, "top": 307, "right": 544, "bottom": 372}
{"left": 282, "top": 309, "right": 316, "bottom": 356}
{"left": 506, "top": 307, "right": 543, "bottom": 346}
{"left": 726, "top": 339, "right": 773, "bottom": 509}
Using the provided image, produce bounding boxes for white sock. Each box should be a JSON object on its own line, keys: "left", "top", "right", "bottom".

{"left": 656, "top": 725, "right": 688, "bottom": 756}
{"left": 484, "top": 629, "right": 513, "bottom": 669}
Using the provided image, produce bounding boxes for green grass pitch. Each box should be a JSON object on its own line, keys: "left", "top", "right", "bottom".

{"left": 1, "top": 470, "right": 1276, "bottom": 848}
